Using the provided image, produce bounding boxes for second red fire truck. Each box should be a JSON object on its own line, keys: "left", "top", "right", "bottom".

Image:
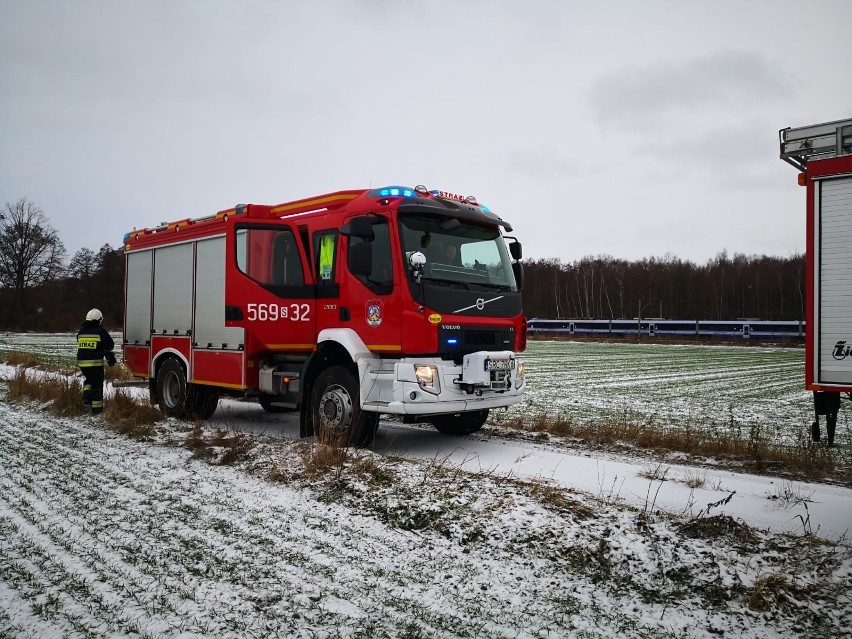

{"left": 122, "top": 185, "right": 526, "bottom": 445}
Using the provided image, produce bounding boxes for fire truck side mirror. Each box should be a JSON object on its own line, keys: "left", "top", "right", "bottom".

{"left": 509, "top": 240, "right": 523, "bottom": 260}
{"left": 340, "top": 215, "right": 375, "bottom": 241}
{"left": 349, "top": 241, "right": 373, "bottom": 276}
{"left": 512, "top": 261, "right": 524, "bottom": 290}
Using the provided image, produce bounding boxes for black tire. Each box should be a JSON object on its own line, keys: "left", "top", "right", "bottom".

{"left": 259, "top": 394, "right": 293, "bottom": 413}
{"left": 311, "top": 366, "right": 379, "bottom": 447}
{"left": 187, "top": 384, "right": 219, "bottom": 419}
{"left": 156, "top": 357, "right": 188, "bottom": 418}
{"left": 430, "top": 409, "right": 489, "bottom": 436}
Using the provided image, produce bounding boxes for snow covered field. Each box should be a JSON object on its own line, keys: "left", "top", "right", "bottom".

{"left": 0, "top": 334, "right": 817, "bottom": 443}
{"left": 506, "top": 341, "right": 813, "bottom": 444}
{"left": 2, "top": 350, "right": 852, "bottom": 637}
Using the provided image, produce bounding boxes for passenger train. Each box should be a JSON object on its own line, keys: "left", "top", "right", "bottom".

{"left": 526, "top": 318, "right": 805, "bottom": 341}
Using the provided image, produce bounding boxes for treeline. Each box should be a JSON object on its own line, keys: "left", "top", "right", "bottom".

{"left": 1, "top": 198, "right": 806, "bottom": 332}
{"left": 522, "top": 253, "right": 805, "bottom": 321}
{"left": 1, "top": 199, "right": 123, "bottom": 331}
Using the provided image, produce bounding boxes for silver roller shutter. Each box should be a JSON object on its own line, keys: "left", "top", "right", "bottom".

{"left": 125, "top": 251, "right": 152, "bottom": 345}
{"left": 153, "top": 243, "right": 194, "bottom": 336}
{"left": 817, "top": 176, "right": 852, "bottom": 386}
{"left": 194, "top": 237, "right": 244, "bottom": 349}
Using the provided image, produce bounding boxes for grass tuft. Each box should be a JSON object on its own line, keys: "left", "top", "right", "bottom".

{"left": 185, "top": 422, "right": 252, "bottom": 465}
{"left": 8, "top": 367, "right": 85, "bottom": 416}
{"left": 527, "top": 483, "right": 594, "bottom": 520}
{"left": 102, "top": 389, "right": 161, "bottom": 439}
{"left": 677, "top": 514, "right": 758, "bottom": 544}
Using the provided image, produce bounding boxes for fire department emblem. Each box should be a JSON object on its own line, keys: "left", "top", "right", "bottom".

{"left": 366, "top": 299, "right": 383, "bottom": 328}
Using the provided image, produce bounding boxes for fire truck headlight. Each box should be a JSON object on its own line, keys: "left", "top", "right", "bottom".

{"left": 414, "top": 365, "right": 440, "bottom": 394}
{"left": 517, "top": 362, "right": 525, "bottom": 377}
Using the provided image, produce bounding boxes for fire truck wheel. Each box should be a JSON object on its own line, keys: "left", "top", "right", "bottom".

{"left": 311, "top": 366, "right": 378, "bottom": 447}
{"left": 156, "top": 357, "right": 188, "bottom": 418}
{"left": 430, "top": 409, "right": 489, "bottom": 436}
{"left": 186, "top": 385, "right": 219, "bottom": 419}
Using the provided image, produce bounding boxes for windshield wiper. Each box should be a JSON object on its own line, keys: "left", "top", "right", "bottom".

{"left": 472, "top": 282, "right": 512, "bottom": 292}
{"left": 420, "top": 276, "right": 471, "bottom": 290}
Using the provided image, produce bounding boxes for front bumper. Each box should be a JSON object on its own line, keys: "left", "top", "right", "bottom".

{"left": 359, "top": 351, "right": 525, "bottom": 415}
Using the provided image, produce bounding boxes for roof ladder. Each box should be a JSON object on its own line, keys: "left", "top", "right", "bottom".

{"left": 780, "top": 117, "right": 852, "bottom": 171}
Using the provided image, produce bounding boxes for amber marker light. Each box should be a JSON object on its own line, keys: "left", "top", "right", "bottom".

{"left": 798, "top": 173, "right": 807, "bottom": 186}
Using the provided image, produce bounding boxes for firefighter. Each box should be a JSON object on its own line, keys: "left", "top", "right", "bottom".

{"left": 76, "top": 308, "right": 116, "bottom": 415}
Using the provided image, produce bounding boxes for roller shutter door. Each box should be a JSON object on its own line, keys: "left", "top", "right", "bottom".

{"left": 817, "top": 176, "right": 852, "bottom": 386}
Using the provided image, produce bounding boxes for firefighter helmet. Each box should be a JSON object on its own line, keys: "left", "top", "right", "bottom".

{"left": 86, "top": 308, "right": 103, "bottom": 322}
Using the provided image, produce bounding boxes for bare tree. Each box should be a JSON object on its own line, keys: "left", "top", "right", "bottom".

{"left": 0, "top": 198, "right": 66, "bottom": 328}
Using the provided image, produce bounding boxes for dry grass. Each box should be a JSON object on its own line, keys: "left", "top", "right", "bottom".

{"left": 638, "top": 463, "right": 669, "bottom": 482}
{"left": 677, "top": 514, "right": 759, "bottom": 545}
{"left": 7, "top": 363, "right": 163, "bottom": 437}
{"left": 102, "top": 388, "right": 161, "bottom": 439}
{"left": 185, "top": 422, "right": 253, "bottom": 465}
{"left": 7, "top": 367, "right": 85, "bottom": 416}
{"left": 528, "top": 483, "right": 594, "bottom": 520}
{"left": 498, "top": 411, "right": 849, "bottom": 484}
{"left": 4, "top": 351, "right": 43, "bottom": 368}
{"left": 748, "top": 574, "right": 795, "bottom": 612}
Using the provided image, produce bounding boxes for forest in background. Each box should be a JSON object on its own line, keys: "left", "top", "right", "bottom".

{"left": 1, "top": 198, "right": 805, "bottom": 332}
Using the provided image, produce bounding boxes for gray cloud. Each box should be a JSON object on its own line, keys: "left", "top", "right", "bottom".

{"left": 589, "top": 50, "right": 792, "bottom": 126}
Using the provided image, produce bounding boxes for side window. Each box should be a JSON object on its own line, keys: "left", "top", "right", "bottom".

{"left": 236, "top": 226, "right": 309, "bottom": 295}
{"left": 313, "top": 230, "right": 339, "bottom": 297}
{"left": 350, "top": 219, "right": 393, "bottom": 294}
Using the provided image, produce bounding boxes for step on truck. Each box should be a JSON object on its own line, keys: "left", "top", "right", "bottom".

{"left": 122, "top": 185, "right": 527, "bottom": 446}
{"left": 780, "top": 118, "right": 852, "bottom": 445}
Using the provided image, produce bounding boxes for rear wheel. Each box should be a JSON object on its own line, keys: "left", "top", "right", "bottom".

{"left": 186, "top": 384, "right": 219, "bottom": 419}
{"left": 156, "top": 358, "right": 187, "bottom": 418}
{"left": 430, "top": 409, "right": 489, "bottom": 436}
{"left": 311, "top": 366, "right": 378, "bottom": 447}
{"left": 156, "top": 357, "right": 218, "bottom": 419}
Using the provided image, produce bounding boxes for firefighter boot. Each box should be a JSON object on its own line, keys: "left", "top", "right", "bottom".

{"left": 811, "top": 419, "right": 821, "bottom": 443}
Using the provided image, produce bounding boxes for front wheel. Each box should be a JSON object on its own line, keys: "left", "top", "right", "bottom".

{"left": 311, "top": 366, "right": 378, "bottom": 447}
{"left": 430, "top": 409, "right": 489, "bottom": 436}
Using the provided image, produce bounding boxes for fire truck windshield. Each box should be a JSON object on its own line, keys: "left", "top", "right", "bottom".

{"left": 398, "top": 215, "right": 518, "bottom": 291}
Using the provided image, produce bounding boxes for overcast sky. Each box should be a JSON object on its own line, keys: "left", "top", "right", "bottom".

{"left": 2, "top": 0, "right": 851, "bottom": 264}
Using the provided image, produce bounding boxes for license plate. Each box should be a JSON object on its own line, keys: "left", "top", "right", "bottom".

{"left": 484, "top": 358, "right": 515, "bottom": 371}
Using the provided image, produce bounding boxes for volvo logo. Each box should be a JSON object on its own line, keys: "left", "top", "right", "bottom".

{"left": 453, "top": 295, "right": 504, "bottom": 314}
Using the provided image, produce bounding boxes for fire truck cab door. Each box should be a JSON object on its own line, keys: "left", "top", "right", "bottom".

{"left": 226, "top": 224, "right": 316, "bottom": 352}
{"left": 341, "top": 215, "right": 402, "bottom": 354}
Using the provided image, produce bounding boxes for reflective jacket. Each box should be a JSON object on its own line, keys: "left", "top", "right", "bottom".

{"left": 76, "top": 321, "right": 115, "bottom": 367}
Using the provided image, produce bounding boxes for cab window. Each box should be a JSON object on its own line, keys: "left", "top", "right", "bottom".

{"left": 349, "top": 218, "right": 393, "bottom": 295}
{"left": 313, "top": 230, "right": 339, "bottom": 297}
{"left": 235, "top": 226, "right": 310, "bottom": 296}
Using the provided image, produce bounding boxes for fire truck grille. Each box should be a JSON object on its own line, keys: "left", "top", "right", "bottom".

{"left": 438, "top": 326, "right": 515, "bottom": 358}
{"left": 465, "top": 331, "right": 497, "bottom": 347}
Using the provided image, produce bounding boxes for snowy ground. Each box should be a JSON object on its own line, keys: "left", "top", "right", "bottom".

{"left": 2, "top": 361, "right": 852, "bottom": 638}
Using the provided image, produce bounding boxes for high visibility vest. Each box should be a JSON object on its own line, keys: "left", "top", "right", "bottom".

{"left": 319, "top": 235, "right": 335, "bottom": 281}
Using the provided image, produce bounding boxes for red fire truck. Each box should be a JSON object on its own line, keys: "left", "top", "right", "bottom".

{"left": 780, "top": 118, "right": 852, "bottom": 446}
{"left": 122, "top": 185, "right": 526, "bottom": 445}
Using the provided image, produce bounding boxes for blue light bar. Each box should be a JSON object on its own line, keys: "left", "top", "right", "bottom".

{"left": 447, "top": 338, "right": 458, "bottom": 345}
{"left": 368, "top": 185, "right": 416, "bottom": 198}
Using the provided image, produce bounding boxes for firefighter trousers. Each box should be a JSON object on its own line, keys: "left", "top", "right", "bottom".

{"left": 81, "top": 365, "right": 105, "bottom": 414}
